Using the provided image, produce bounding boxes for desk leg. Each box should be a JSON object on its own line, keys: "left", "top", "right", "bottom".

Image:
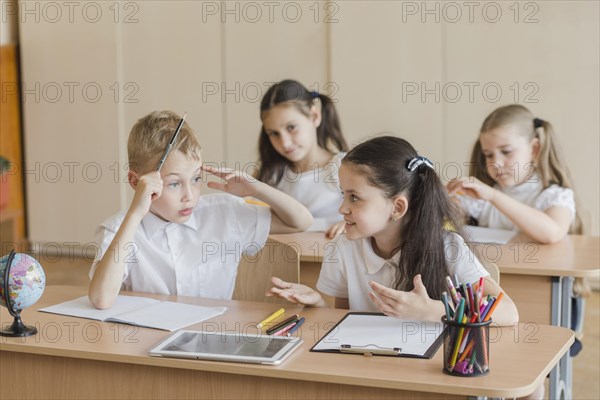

{"left": 549, "top": 276, "right": 573, "bottom": 400}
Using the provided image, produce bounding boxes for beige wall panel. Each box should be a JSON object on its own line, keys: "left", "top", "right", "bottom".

{"left": 19, "top": 2, "right": 120, "bottom": 245}
{"left": 223, "top": 1, "right": 328, "bottom": 168}
{"left": 444, "top": 1, "right": 599, "bottom": 234}
{"left": 119, "top": 1, "right": 223, "bottom": 200}
{"left": 1, "top": 0, "right": 18, "bottom": 44}
{"left": 329, "top": 1, "right": 444, "bottom": 160}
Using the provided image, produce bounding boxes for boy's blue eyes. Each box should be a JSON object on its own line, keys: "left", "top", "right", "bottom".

{"left": 166, "top": 176, "right": 202, "bottom": 188}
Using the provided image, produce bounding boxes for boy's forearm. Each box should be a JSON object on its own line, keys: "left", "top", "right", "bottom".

{"left": 88, "top": 211, "right": 142, "bottom": 309}
{"left": 254, "top": 183, "right": 313, "bottom": 230}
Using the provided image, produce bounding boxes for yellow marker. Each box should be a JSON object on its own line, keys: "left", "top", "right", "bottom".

{"left": 256, "top": 308, "right": 285, "bottom": 328}
{"left": 244, "top": 197, "right": 269, "bottom": 207}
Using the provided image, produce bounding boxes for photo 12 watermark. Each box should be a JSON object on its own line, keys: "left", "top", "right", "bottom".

{"left": 1, "top": 81, "right": 140, "bottom": 104}
{"left": 400, "top": 1, "right": 540, "bottom": 24}
{"left": 401, "top": 81, "right": 540, "bottom": 104}
{"left": 201, "top": 81, "right": 339, "bottom": 103}
{"left": 199, "top": 1, "right": 340, "bottom": 24}
{"left": 1, "top": 1, "right": 140, "bottom": 24}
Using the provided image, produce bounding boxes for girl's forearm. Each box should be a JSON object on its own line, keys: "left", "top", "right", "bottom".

{"left": 489, "top": 190, "right": 567, "bottom": 243}
{"left": 254, "top": 182, "right": 313, "bottom": 230}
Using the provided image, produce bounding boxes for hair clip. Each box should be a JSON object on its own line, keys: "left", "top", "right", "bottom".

{"left": 407, "top": 156, "right": 434, "bottom": 172}
{"left": 310, "top": 91, "right": 319, "bottom": 99}
{"left": 533, "top": 118, "right": 544, "bottom": 129}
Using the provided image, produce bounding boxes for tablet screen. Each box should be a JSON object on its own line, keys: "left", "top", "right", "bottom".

{"left": 149, "top": 330, "right": 303, "bottom": 364}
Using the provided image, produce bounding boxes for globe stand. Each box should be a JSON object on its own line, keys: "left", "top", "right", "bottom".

{"left": 1, "top": 250, "right": 38, "bottom": 337}
{"left": 1, "top": 314, "right": 37, "bottom": 337}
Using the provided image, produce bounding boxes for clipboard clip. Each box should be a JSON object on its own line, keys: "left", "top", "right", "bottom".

{"left": 340, "top": 344, "right": 402, "bottom": 356}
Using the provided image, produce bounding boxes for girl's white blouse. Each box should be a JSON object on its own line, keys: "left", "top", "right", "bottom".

{"left": 459, "top": 176, "right": 575, "bottom": 230}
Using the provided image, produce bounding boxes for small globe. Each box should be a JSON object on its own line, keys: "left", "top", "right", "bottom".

{"left": 0, "top": 252, "right": 46, "bottom": 334}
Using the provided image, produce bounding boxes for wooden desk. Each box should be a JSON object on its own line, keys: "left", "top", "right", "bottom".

{"left": 1, "top": 286, "right": 573, "bottom": 399}
{"left": 269, "top": 232, "right": 600, "bottom": 399}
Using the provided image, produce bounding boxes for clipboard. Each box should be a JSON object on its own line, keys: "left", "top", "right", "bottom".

{"left": 310, "top": 312, "right": 445, "bottom": 359}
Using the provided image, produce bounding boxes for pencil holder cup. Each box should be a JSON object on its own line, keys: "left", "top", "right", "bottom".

{"left": 441, "top": 316, "right": 491, "bottom": 377}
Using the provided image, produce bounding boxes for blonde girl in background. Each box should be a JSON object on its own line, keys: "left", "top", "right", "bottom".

{"left": 447, "top": 104, "right": 582, "bottom": 243}
{"left": 256, "top": 79, "right": 349, "bottom": 238}
{"left": 447, "top": 104, "right": 587, "bottom": 367}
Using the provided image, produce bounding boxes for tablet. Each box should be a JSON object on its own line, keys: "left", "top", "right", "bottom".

{"left": 148, "top": 330, "right": 303, "bottom": 365}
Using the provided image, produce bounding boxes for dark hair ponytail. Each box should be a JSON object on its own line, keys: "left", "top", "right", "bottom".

{"left": 256, "top": 79, "right": 348, "bottom": 186}
{"left": 314, "top": 93, "right": 347, "bottom": 155}
{"left": 344, "top": 136, "right": 462, "bottom": 300}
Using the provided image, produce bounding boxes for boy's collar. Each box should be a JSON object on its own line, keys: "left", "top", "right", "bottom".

{"left": 142, "top": 211, "right": 198, "bottom": 238}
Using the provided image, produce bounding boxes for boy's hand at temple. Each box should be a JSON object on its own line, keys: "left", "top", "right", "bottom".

{"left": 447, "top": 177, "right": 495, "bottom": 202}
{"left": 128, "top": 171, "right": 163, "bottom": 219}
{"left": 325, "top": 221, "right": 346, "bottom": 239}
{"left": 368, "top": 275, "right": 444, "bottom": 322}
{"left": 266, "top": 277, "right": 328, "bottom": 307}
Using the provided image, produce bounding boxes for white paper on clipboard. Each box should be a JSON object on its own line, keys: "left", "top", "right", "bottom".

{"left": 311, "top": 313, "right": 444, "bottom": 358}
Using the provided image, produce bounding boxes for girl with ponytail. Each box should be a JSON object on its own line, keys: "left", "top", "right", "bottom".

{"left": 447, "top": 104, "right": 587, "bottom": 366}
{"left": 447, "top": 104, "right": 583, "bottom": 243}
{"left": 257, "top": 79, "right": 349, "bottom": 238}
{"left": 268, "top": 136, "right": 518, "bottom": 326}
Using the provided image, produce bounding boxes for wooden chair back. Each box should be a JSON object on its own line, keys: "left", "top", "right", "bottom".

{"left": 233, "top": 239, "right": 300, "bottom": 304}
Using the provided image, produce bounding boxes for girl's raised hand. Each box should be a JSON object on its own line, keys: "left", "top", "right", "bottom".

{"left": 325, "top": 221, "right": 346, "bottom": 239}
{"left": 266, "top": 277, "right": 326, "bottom": 307}
{"left": 446, "top": 177, "right": 495, "bottom": 201}
{"left": 368, "top": 275, "right": 443, "bottom": 322}
{"left": 202, "top": 165, "right": 259, "bottom": 198}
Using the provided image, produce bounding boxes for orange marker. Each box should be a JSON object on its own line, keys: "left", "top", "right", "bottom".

{"left": 483, "top": 292, "right": 504, "bottom": 322}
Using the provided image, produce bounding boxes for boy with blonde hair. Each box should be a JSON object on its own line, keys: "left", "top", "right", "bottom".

{"left": 89, "top": 111, "right": 312, "bottom": 309}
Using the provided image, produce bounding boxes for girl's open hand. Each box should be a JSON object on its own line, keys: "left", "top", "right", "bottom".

{"left": 325, "top": 221, "right": 346, "bottom": 239}
{"left": 202, "top": 165, "right": 259, "bottom": 198}
{"left": 369, "top": 275, "right": 442, "bottom": 321}
{"left": 266, "top": 277, "right": 325, "bottom": 307}
{"left": 446, "top": 177, "right": 495, "bottom": 201}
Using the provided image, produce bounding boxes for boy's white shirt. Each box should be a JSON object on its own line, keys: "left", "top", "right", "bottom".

{"left": 89, "top": 193, "right": 271, "bottom": 299}
{"left": 459, "top": 175, "right": 575, "bottom": 230}
{"left": 317, "top": 232, "right": 489, "bottom": 312}
{"left": 275, "top": 152, "right": 345, "bottom": 232}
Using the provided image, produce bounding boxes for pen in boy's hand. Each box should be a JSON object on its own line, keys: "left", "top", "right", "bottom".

{"left": 156, "top": 112, "right": 187, "bottom": 172}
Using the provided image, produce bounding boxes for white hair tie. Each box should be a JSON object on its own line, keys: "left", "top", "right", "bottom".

{"left": 407, "top": 156, "right": 434, "bottom": 172}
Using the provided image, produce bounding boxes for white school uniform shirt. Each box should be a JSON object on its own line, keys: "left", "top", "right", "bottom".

{"left": 89, "top": 193, "right": 271, "bottom": 299}
{"left": 275, "top": 152, "right": 345, "bottom": 232}
{"left": 317, "top": 233, "right": 489, "bottom": 312}
{"left": 458, "top": 175, "right": 575, "bottom": 230}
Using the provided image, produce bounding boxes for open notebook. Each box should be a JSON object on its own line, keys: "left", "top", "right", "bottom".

{"left": 311, "top": 313, "right": 444, "bottom": 358}
{"left": 39, "top": 296, "right": 227, "bottom": 331}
